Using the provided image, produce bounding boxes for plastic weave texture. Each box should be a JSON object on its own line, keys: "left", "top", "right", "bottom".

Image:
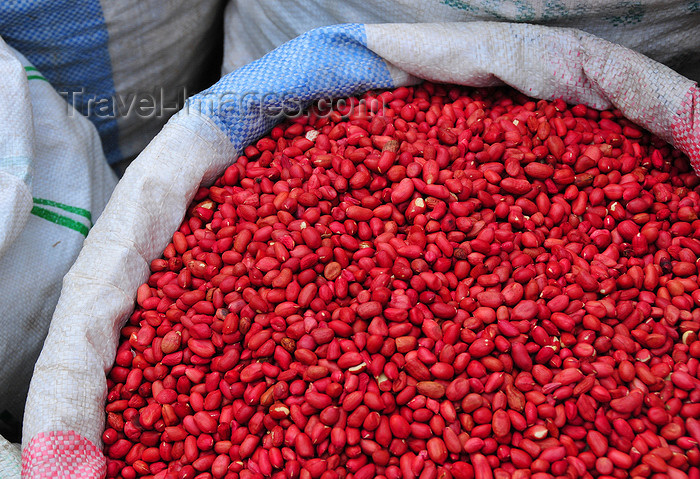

{"left": 0, "top": 38, "right": 117, "bottom": 469}
{"left": 223, "top": 0, "right": 700, "bottom": 82}
{"left": 0, "top": 0, "right": 222, "bottom": 164}
{"left": 673, "top": 86, "right": 700, "bottom": 173}
{"left": 187, "top": 24, "right": 394, "bottom": 151}
{"left": 0, "top": 0, "right": 120, "bottom": 162}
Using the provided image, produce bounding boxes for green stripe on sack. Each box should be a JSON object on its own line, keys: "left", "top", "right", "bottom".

{"left": 33, "top": 197, "right": 92, "bottom": 222}
{"left": 24, "top": 66, "right": 48, "bottom": 82}
{"left": 26, "top": 75, "right": 48, "bottom": 82}
{"left": 30, "top": 206, "right": 90, "bottom": 237}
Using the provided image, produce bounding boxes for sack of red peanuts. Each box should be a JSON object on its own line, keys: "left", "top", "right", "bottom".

{"left": 0, "top": 36, "right": 117, "bottom": 459}
{"left": 19, "top": 22, "right": 700, "bottom": 478}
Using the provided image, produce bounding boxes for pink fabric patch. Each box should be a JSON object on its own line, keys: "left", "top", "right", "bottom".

{"left": 22, "top": 431, "right": 105, "bottom": 479}
{"left": 673, "top": 85, "right": 700, "bottom": 174}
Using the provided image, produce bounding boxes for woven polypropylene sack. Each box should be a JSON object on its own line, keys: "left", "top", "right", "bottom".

{"left": 223, "top": 0, "right": 700, "bottom": 82}
{"left": 0, "top": 433, "right": 20, "bottom": 479}
{"left": 0, "top": 0, "right": 224, "bottom": 165}
{"left": 21, "top": 22, "right": 699, "bottom": 478}
{"left": 0, "top": 37, "right": 117, "bottom": 468}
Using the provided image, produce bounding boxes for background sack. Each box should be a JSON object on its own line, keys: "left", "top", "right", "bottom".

{"left": 20, "top": 21, "right": 700, "bottom": 478}
{"left": 0, "top": 433, "right": 20, "bottom": 479}
{"left": 0, "top": 38, "right": 118, "bottom": 450}
{"left": 223, "top": 0, "right": 700, "bottom": 82}
{"left": 0, "top": 0, "right": 224, "bottom": 166}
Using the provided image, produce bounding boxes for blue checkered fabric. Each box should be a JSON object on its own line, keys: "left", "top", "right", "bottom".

{"left": 184, "top": 24, "right": 395, "bottom": 151}
{"left": 0, "top": 0, "right": 121, "bottom": 163}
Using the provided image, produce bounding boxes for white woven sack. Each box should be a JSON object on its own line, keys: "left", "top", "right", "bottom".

{"left": 0, "top": 433, "right": 20, "bottom": 479}
{"left": 0, "top": 37, "right": 118, "bottom": 448}
{"left": 223, "top": 0, "right": 700, "bottom": 82}
{"left": 0, "top": 0, "right": 223, "bottom": 166}
{"left": 21, "top": 22, "right": 700, "bottom": 478}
